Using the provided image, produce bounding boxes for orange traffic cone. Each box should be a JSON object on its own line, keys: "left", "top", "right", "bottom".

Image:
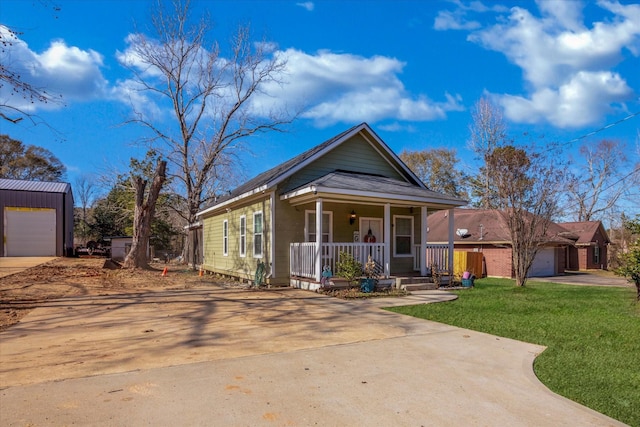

{"left": 199, "top": 269, "right": 203, "bottom": 277}
{"left": 161, "top": 267, "right": 168, "bottom": 277}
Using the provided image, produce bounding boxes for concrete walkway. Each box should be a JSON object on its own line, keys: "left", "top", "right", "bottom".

{"left": 0, "top": 288, "right": 626, "bottom": 426}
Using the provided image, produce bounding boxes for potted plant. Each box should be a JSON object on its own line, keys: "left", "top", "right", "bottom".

{"left": 335, "top": 251, "right": 363, "bottom": 287}
{"left": 360, "top": 255, "right": 379, "bottom": 293}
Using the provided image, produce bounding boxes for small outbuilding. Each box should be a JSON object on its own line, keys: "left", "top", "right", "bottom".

{"left": 108, "top": 236, "right": 133, "bottom": 261}
{"left": 0, "top": 178, "right": 74, "bottom": 257}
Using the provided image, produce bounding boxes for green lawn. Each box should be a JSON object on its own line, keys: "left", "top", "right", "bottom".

{"left": 386, "top": 279, "right": 640, "bottom": 426}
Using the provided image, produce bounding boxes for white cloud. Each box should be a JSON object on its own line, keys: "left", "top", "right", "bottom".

{"left": 296, "top": 2, "right": 314, "bottom": 12}
{"left": 499, "top": 71, "right": 633, "bottom": 127}
{"left": 440, "top": 1, "right": 640, "bottom": 128}
{"left": 434, "top": 1, "right": 507, "bottom": 31}
{"left": 434, "top": 10, "right": 481, "bottom": 31}
{"left": 0, "top": 25, "right": 107, "bottom": 112}
{"left": 254, "top": 48, "right": 463, "bottom": 127}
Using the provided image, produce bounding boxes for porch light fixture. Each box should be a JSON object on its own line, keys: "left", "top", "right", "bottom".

{"left": 349, "top": 210, "right": 357, "bottom": 225}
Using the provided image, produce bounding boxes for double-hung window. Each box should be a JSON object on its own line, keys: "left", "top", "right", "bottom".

{"left": 222, "top": 219, "right": 228, "bottom": 256}
{"left": 306, "top": 211, "right": 332, "bottom": 243}
{"left": 253, "top": 212, "right": 263, "bottom": 258}
{"left": 394, "top": 215, "right": 413, "bottom": 257}
{"left": 239, "top": 215, "right": 246, "bottom": 257}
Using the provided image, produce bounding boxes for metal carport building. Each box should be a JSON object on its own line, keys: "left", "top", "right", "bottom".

{"left": 1, "top": 178, "right": 74, "bottom": 257}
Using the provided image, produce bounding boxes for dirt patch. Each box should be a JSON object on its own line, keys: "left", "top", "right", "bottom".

{"left": 0, "top": 257, "right": 245, "bottom": 331}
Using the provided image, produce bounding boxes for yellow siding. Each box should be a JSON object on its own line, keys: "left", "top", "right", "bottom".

{"left": 202, "top": 196, "right": 272, "bottom": 282}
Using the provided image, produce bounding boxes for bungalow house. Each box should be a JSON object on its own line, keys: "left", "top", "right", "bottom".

{"left": 197, "top": 123, "right": 467, "bottom": 290}
{"left": 558, "top": 221, "right": 610, "bottom": 270}
{"left": 426, "top": 208, "right": 575, "bottom": 278}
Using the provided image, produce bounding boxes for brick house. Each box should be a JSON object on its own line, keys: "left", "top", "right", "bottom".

{"left": 558, "top": 221, "right": 610, "bottom": 270}
{"left": 427, "top": 209, "right": 574, "bottom": 278}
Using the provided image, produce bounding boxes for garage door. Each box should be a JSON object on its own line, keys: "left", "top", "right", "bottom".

{"left": 4, "top": 207, "right": 57, "bottom": 256}
{"left": 528, "top": 248, "right": 555, "bottom": 277}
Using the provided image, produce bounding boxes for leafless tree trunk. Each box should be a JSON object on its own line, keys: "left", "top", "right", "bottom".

{"left": 467, "top": 97, "right": 508, "bottom": 208}
{"left": 488, "top": 145, "right": 565, "bottom": 287}
{"left": 74, "top": 175, "right": 96, "bottom": 245}
{"left": 120, "top": 0, "right": 297, "bottom": 268}
{"left": 123, "top": 159, "right": 167, "bottom": 269}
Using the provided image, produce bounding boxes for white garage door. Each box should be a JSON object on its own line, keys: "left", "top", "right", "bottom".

{"left": 528, "top": 248, "right": 555, "bottom": 277}
{"left": 4, "top": 207, "right": 57, "bottom": 256}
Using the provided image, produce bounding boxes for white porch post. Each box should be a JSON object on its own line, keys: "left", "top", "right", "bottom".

{"left": 448, "top": 208, "right": 455, "bottom": 277}
{"left": 315, "top": 198, "right": 323, "bottom": 282}
{"left": 384, "top": 203, "right": 391, "bottom": 278}
{"left": 421, "top": 206, "right": 428, "bottom": 276}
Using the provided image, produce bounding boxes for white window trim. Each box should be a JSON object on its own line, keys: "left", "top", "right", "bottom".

{"left": 223, "top": 219, "right": 228, "bottom": 256}
{"left": 393, "top": 215, "right": 413, "bottom": 257}
{"left": 253, "top": 211, "right": 263, "bottom": 258}
{"left": 304, "top": 210, "right": 333, "bottom": 243}
{"left": 239, "top": 215, "right": 246, "bottom": 257}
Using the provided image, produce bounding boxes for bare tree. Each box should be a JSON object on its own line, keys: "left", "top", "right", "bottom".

{"left": 467, "top": 97, "right": 509, "bottom": 208}
{"left": 123, "top": 157, "right": 167, "bottom": 269}
{"left": 120, "top": 0, "right": 296, "bottom": 267}
{"left": 566, "top": 139, "right": 640, "bottom": 222}
{"left": 73, "top": 175, "right": 97, "bottom": 246}
{"left": 399, "top": 148, "right": 467, "bottom": 198}
{"left": 487, "top": 145, "right": 566, "bottom": 287}
{"left": 0, "top": 25, "right": 64, "bottom": 124}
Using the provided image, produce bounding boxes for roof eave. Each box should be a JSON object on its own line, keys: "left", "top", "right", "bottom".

{"left": 197, "top": 184, "right": 270, "bottom": 217}
{"left": 281, "top": 185, "right": 467, "bottom": 208}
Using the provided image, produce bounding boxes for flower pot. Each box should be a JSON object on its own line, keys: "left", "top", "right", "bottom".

{"left": 360, "top": 278, "right": 376, "bottom": 293}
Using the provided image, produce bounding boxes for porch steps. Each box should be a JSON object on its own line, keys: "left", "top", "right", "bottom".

{"left": 396, "top": 276, "right": 449, "bottom": 291}
{"left": 400, "top": 282, "right": 438, "bottom": 291}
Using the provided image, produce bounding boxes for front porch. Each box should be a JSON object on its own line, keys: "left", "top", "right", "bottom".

{"left": 289, "top": 242, "right": 452, "bottom": 291}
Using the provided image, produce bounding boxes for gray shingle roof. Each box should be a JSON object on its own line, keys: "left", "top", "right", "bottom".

{"left": 0, "top": 178, "right": 71, "bottom": 194}
{"left": 198, "top": 122, "right": 467, "bottom": 216}
{"left": 209, "top": 123, "right": 360, "bottom": 207}
{"left": 292, "top": 171, "right": 466, "bottom": 204}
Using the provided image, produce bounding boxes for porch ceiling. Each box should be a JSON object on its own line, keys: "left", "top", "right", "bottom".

{"left": 281, "top": 171, "right": 467, "bottom": 208}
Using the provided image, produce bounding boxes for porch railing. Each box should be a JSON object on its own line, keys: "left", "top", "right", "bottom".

{"left": 413, "top": 244, "right": 451, "bottom": 274}
{"left": 290, "top": 242, "right": 385, "bottom": 280}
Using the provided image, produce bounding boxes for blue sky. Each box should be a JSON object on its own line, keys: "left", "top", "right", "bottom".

{"left": 1, "top": 0, "right": 639, "bottom": 210}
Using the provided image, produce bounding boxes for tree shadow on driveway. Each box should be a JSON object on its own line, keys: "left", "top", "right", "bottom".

{"left": 0, "top": 287, "right": 437, "bottom": 387}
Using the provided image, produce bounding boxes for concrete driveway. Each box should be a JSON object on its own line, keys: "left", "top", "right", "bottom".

{"left": 531, "top": 271, "right": 630, "bottom": 287}
{"left": 0, "top": 257, "right": 57, "bottom": 278}
{"left": 0, "top": 287, "right": 625, "bottom": 426}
